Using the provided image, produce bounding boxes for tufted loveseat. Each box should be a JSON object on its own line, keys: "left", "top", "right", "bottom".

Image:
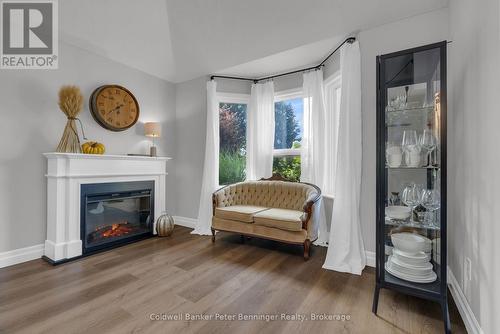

{"left": 211, "top": 175, "right": 321, "bottom": 260}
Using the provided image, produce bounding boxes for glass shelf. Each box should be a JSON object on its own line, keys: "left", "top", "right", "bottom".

{"left": 386, "top": 165, "right": 440, "bottom": 170}
{"left": 386, "top": 123, "right": 413, "bottom": 128}
{"left": 385, "top": 217, "right": 440, "bottom": 230}
{"left": 385, "top": 105, "right": 435, "bottom": 128}
{"left": 385, "top": 271, "right": 441, "bottom": 294}
{"left": 386, "top": 105, "right": 435, "bottom": 113}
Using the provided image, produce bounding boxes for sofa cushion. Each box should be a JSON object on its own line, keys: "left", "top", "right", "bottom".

{"left": 253, "top": 208, "right": 304, "bottom": 232}
{"left": 212, "top": 217, "right": 307, "bottom": 244}
{"left": 215, "top": 205, "right": 269, "bottom": 223}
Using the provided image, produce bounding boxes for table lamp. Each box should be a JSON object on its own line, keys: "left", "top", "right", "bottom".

{"left": 144, "top": 122, "right": 161, "bottom": 157}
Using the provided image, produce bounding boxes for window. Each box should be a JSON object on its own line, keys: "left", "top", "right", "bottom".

{"left": 216, "top": 78, "right": 339, "bottom": 186}
{"left": 273, "top": 90, "right": 304, "bottom": 182}
{"left": 218, "top": 94, "right": 249, "bottom": 185}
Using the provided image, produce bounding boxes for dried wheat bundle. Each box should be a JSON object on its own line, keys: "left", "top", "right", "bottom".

{"left": 56, "top": 86, "right": 84, "bottom": 153}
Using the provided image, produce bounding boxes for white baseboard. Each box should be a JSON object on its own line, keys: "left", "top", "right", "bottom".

{"left": 0, "top": 244, "right": 44, "bottom": 269}
{"left": 173, "top": 216, "right": 196, "bottom": 229}
{"left": 447, "top": 266, "right": 483, "bottom": 334}
{"left": 365, "top": 251, "right": 376, "bottom": 267}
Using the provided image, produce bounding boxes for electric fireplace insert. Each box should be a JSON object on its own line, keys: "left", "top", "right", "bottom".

{"left": 80, "top": 181, "right": 154, "bottom": 254}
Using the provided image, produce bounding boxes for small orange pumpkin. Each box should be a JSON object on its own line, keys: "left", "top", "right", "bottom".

{"left": 82, "top": 141, "right": 105, "bottom": 154}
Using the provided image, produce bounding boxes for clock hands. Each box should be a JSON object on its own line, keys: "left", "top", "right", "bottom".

{"left": 107, "top": 104, "right": 124, "bottom": 115}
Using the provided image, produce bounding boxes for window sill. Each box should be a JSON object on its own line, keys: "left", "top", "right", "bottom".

{"left": 273, "top": 148, "right": 300, "bottom": 157}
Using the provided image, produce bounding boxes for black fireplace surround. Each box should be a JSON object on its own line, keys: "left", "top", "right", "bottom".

{"left": 80, "top": 181, "right": 154, "bottom": 255}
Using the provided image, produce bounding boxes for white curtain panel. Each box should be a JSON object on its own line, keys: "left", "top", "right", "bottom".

{"left": 301, "top": 69, "right": 329, "bottom": 245}
{"left": 323, "top": 41, "right": 366, "bottom": 274}
{"left": 193, "top": 80, "right": 219, "bottom": 235}
{"left": 246, "top": 81, "right": 275, "bottom": 180}
{"left": 301, "top": 69, "right": 326, "bottom": 185}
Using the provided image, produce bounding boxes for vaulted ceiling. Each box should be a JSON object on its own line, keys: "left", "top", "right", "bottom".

{"left": 60, "top": 0, "right": 448, "bottom": 83}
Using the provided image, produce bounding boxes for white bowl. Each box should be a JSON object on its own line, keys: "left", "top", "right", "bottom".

{"left": 391, "top": 232, "right": 431, "bottom": 254}
{"left": 386, "top": 206, "right": 411, "bottom": 220}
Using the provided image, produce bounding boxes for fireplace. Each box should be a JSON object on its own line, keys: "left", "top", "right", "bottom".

{"left": 80, "top": 181, "right": 154, "bottom": 254}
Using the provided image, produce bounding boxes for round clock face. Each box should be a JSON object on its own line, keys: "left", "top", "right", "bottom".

{"left": 89, "top": 85, "right": 140, "bottom": 131}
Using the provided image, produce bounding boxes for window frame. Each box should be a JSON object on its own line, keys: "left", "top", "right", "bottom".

{"left": 324, "top": 71, "right": 342, "bottom": 92}
{"left": 217, "top": 92, "right": 250, "bottom": 187}
{"left": 322, "top": 71, "right": 342, "bottom": 198}
{"left": 273, "top": 88, "right": 304, "bottom": 157}
{"left": 217, "top": 92, "right": 250, "bottom": 106}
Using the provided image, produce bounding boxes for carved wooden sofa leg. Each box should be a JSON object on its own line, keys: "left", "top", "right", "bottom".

{"left": 303, "top": 239, "right": 311, "bottom": 261}
{"left": 211, "top": 228, "right": 216, "bottom": 243}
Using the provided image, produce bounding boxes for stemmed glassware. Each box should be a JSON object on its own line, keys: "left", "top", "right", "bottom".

{"left": 402, "top": 130, "right": 421, "bottom": 167}
{"left": 401, "top": 183, "right": 423, "bottom": 225}
{"left": 420, "top": 129, "right": 437, "bottom": 167}
{"left": 402, "top": 130, "right": 418, "bottom": 149}
{"left": 421, "top": 189, "right": 441, "bottom": 228}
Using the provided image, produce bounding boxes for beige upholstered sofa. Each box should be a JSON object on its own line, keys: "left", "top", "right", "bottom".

{"left": 211, "top": 175, "right": 321, "bottom": 260}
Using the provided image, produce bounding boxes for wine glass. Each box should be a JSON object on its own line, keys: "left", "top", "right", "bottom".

{"left": 402, "top": 130, "right": 420, "bottom": 167}
{"left": 402, "top": 130, "right": 418, "bottom": 150}
{"left": 401, "top": 183, "right": 423, "bottom": 225}
{"left": 420, "top": 129, "right": 437, "bottom": 167}
{"left": 421, "top": 189, "right": 441, "bottom": 228}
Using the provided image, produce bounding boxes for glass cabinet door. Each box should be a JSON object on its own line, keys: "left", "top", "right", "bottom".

{"left": 378, "top": 43, "right": 446, "bottom": 295}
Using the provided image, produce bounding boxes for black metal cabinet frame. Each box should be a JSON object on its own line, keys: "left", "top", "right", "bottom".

{"left": 372, "top": 41, "right": 449, "bottom": 333}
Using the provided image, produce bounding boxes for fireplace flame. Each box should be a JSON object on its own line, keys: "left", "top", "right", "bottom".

{"left": 99, "top": 221, "right": 133, "bottom": 238}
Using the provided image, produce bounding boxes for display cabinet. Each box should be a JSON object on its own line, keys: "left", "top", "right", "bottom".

{"left": 372, "top": 41, "right": 449, "bottom": 333}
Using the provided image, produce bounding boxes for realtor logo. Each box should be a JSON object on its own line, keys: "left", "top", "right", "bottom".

{"left": 1, "top": 0, "right": 58, "bottom": 69}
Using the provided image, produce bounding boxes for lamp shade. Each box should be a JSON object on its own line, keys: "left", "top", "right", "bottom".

{"left": 144, "top": 122, "right": 161, "bottom": 137}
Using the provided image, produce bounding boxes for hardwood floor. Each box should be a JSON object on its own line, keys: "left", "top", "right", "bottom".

{"left": 0, "top": 226, "right": 465, "bottom": 334}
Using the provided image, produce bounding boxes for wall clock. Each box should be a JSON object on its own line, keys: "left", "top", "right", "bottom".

{"left": 89, "top": 85, "right": 140, "bottom": 131}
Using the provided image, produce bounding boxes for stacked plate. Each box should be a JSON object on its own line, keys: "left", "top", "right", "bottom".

{"left": 385, "top": 233, "right": 437, "bottom": 283}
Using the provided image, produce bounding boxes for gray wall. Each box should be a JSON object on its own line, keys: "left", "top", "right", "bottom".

{"left": 0, "top": 41, "right": 176, "bottom": 253}
{"left": 174, "top": 77, "right": 208, "bottom": 218}
{"left": 322, "top": 52, "right": 340, "bottom": 79}
{"left": 448, "top": 0, "right": 499, "bottom": 332}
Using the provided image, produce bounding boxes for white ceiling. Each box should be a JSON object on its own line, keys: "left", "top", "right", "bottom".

{"left": 60, "top": 0, "right": 176, "bottom": 81}
{"left": 60, "top": 0, "right": 448, "bottom": 83}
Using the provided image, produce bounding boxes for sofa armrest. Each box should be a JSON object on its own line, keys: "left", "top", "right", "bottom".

{"left": 301, "top": 195, "right": 321, "bottom": 227}
{"left": 301, "top": 183, "right": 321, "bottom": 222}
{"left": 300, "top": 183, "right": 321, "bottom": 241}
{"left": 212, "top": 184, "right": 233, "bottom": 215}
{"left": 302, "top": 192, "right": 321, "bottom": 211}
{"left": 309, "top": 199, "right": 321, "bottom": 241}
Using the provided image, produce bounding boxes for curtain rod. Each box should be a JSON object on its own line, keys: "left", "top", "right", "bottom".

{"left": 210, "top": 36, "right": 356, "bottom": 84}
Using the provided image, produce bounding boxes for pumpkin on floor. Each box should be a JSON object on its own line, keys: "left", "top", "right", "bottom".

{"left": 156, "top": 213, "right": 174, "bottom": 237}
{"left": 82, "top": 142, "right": 105, "bottom": 155}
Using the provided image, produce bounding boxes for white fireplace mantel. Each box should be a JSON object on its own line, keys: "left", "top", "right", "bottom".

{"left": 44, "top": 153, "right": 171, "bottom": 263}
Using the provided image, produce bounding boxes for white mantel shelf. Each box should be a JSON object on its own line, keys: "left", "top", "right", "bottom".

{"left": 44, "top": 153, "right": 172, "bottom": 179}
{"left": 44, "top": 152, "right": 172, "bottom": 161}
{"left": 43, "top": 152, "right": 170, "bottom": 263}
